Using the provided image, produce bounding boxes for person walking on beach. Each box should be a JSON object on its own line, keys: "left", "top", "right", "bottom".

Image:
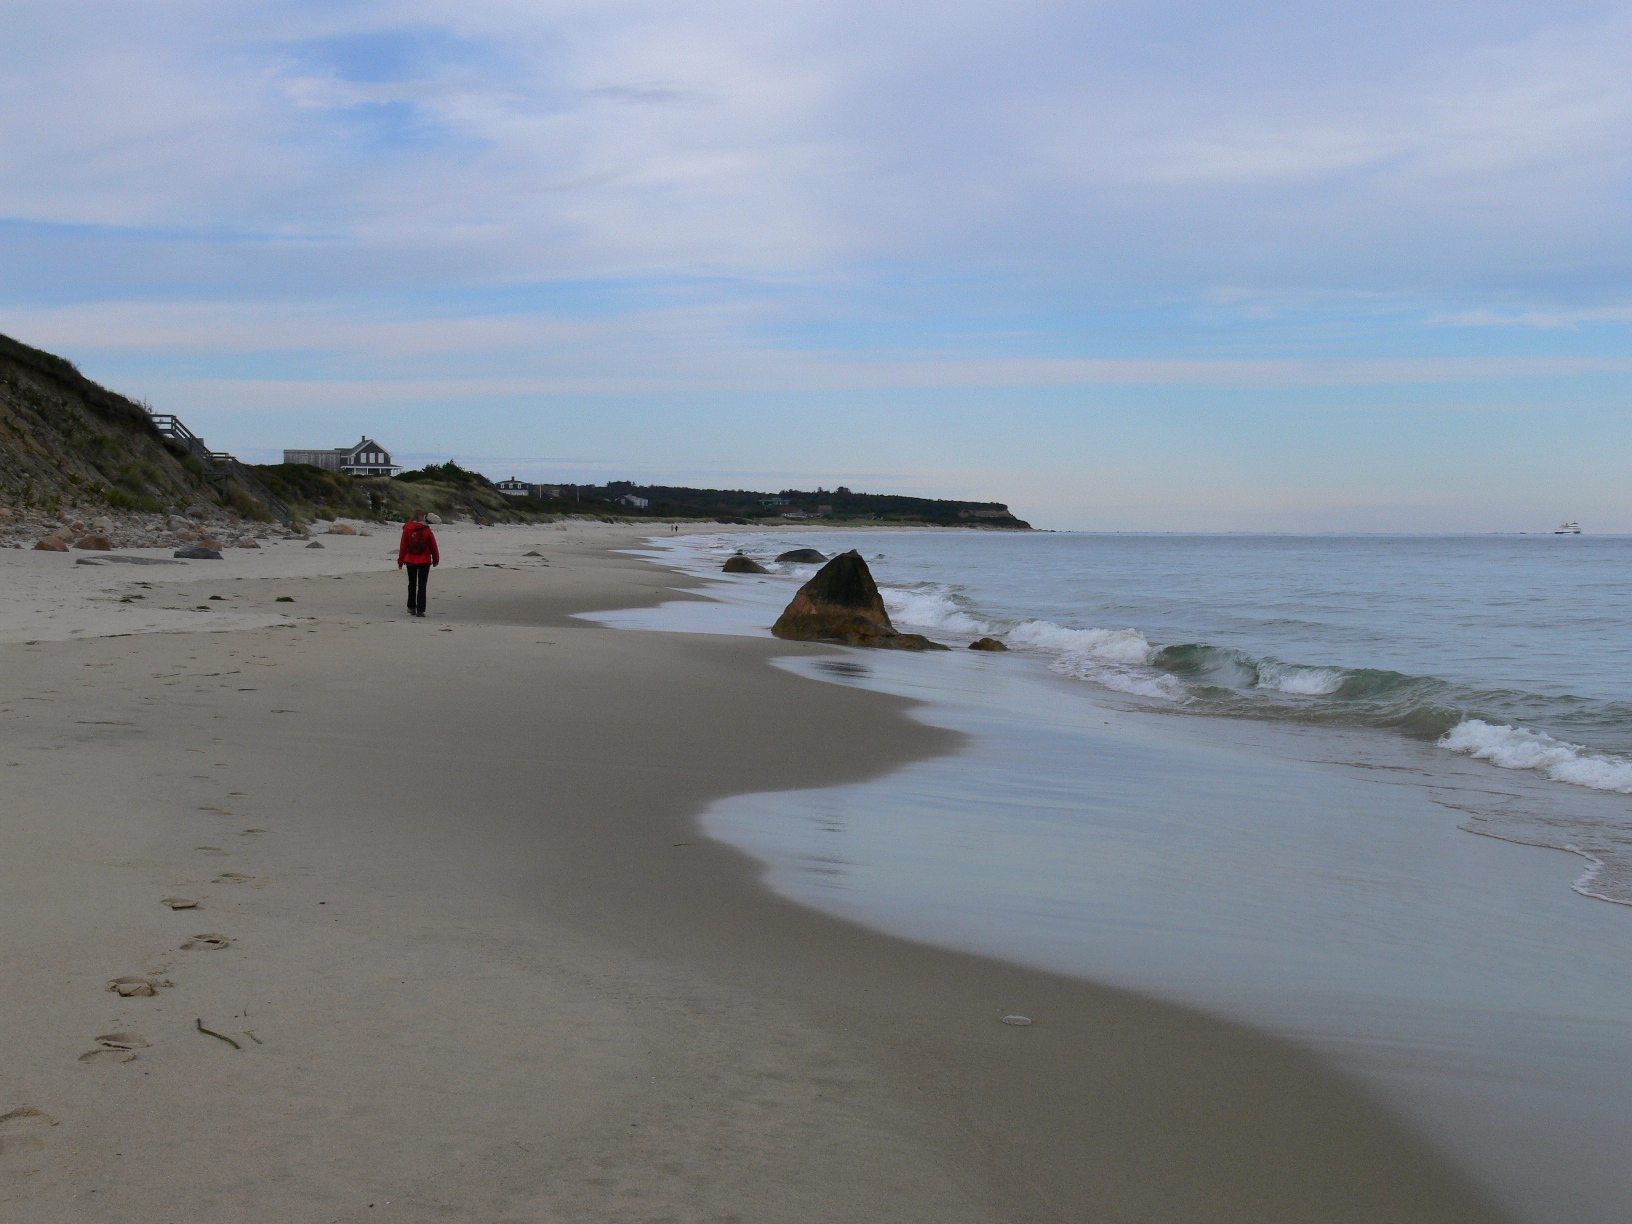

{"left": 398, "top": 516, "right": 439, "bottom": 616}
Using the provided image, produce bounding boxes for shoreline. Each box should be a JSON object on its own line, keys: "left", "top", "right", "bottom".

{"left": 1, "top": 524, "right": 1509, "bottom": 1221}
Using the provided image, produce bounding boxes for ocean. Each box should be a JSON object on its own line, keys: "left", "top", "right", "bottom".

{"left": 587, "top": 530, "right": 1632, "bottom": 1224}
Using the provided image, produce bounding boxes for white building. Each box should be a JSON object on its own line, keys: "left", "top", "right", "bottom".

{"left": 282, "top": 437, "right": 399, "bottom": 476}
{"left": 616, "top": 493, "right": 650, "bottom": 509}
{"left": 495, "top": 478, "right": 533, "bottom": 497}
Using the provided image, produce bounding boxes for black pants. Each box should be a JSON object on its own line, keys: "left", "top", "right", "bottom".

{"left": 405, "top": 564, "right": 430, "bottom": 614}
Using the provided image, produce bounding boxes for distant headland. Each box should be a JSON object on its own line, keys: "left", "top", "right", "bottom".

{"left": 0, "top": 331, "right": 1029, "bottom": 531}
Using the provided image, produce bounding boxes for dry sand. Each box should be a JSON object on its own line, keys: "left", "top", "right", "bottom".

{"left": 0, "top": 524, "right": 1512, "bottom": 1222}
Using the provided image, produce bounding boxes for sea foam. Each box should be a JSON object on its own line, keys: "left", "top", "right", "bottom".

{"left": 1440, "top": 719, "right": 1632, "bottom": 794}
{"left": 1006, "top": 620, "right": 1186, "bottom": 700}
{"left": 1254, "top": 660, "right": 1346, "bottom": 696}
{"left": 879, "top": 585, "right": 991, "bottom": 636}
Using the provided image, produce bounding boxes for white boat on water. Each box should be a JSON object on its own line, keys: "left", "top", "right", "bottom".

{"left": 1554, "top": 521, "right": 1582, "bottom": 534}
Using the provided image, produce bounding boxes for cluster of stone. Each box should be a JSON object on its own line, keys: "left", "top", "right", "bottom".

{"left": 0, "top": 503, "right": 276, "bottom": 553}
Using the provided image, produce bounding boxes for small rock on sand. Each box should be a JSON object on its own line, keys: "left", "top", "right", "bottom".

{"left": 34, "top": 537, "right": 69, "bottom": 552}
{"left": 106, "top": 975, "right": 170, "bottom": 997}
{"left": 73, "top": 535, "right": 112, "bottom": 550}
{"left": 328, "top": 523, "right": 358, "bottom": 535}
{"left": 236, "top": 538, "right": 261, "bottom": 548}
{"left": 174, "top": 546, "right": 224, "bottom": 560}
{"left": 306, "top": 540, "right": 325, "bottom": 549}
{"left": 424, "top": 512, "right": 441, "bottom": 524}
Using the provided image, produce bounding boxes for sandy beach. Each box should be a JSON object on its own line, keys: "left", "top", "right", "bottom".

{"left": 0, "top": 523, "right": 1510, "bottom": 1222}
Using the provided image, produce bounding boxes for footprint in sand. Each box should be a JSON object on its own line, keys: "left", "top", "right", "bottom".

{"left": 0, "top": 1106, "right": 59, "bottom": 1163}
{"left": 195, "top": 846, "right": 229, "bottom": 856}
{"left": 239, "top": 828, "right": 267, "bottom": 837}
{"left": 160, "top": 897, "right": 199, "bottom": 909}
{"left": 78, "top": 1034, "right": 148, "bottom": 1064}
{"left": 106, "top": 975, "right": 172, "bottom": 998}
{"left": 181, "top": 934, "right": 233, "bottom": 951}
{"left": 214, "top": 872, "right": 252, "bottom": 883}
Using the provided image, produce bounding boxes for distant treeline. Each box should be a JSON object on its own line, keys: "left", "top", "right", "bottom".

{"left": 245, "top": 461, "right": 1030, "bottom": 528}
{"left": 512, "top": 479, "right": 1031, "bottom": 528}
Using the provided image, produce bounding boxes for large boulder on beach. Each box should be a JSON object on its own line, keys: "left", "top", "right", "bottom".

{"left": 327, "top": 522, "right": 357, "bottom": 535}
{"left": 771, "top": 550, "right": 948, "bottom": 651}
{"left": 34, "top": 536, "right": 69, "bottom": 552}
{"left": 174, "top": 546, "right": 223, "bottom": 559}
{"left": 969, "top": 637, "right": 1008, "bottom": 651}
{"left": 775, "top": 548, "right": 828, "bottom": 563}
{"left": 73, "top": 535, "right": 112, "bottom": 550}
{"left": 722, "top": 554, "right": 769, "bottom": 574}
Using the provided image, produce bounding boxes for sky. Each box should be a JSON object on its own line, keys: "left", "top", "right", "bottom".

{"left": 1, "top": 1, "right": 1629, "bottom": 531}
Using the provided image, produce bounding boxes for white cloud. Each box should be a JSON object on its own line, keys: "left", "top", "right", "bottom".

{"left": 1434, "top": 304, "right": 1632, "bottom": 328}
{"left": 9, "top": 298, "right": 1624, "bottom": 399}
{"left": 4, "top": 2, "right": 1629, "bottom": 293}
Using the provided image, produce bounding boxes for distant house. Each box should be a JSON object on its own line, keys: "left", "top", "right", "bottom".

{"left": 283, "top": 437, "right": 399, "bottom": 476}
{"left": 617, "top": 493, "right": 650, "bottom": 509}
{"left": 781, "top": 508, "right": 809, "bottom": 519}
{"left": 495, "top": 478, "right": 532, "bottom": 497}
{"left": 761, "top": 496, "right": 789, "bottom": 507}
{"left": 816, "top": 505, "right": 833, "bottom": 517}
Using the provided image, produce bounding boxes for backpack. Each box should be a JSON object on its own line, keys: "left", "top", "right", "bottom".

{"left": 406, "top": 523, "right": 431, "bottom": 557}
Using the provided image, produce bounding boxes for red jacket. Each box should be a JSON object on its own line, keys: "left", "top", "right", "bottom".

{"left": 398, "top": 520, "right": 440, "bottom": 567}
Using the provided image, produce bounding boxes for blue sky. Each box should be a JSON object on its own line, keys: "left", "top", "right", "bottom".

{"left": 2, "top": 1, "right": 1629, "bottom": 530}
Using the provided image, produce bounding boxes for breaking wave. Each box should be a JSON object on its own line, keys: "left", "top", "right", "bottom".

{"left": 1005, "top": 621, "right": 1186, "bottom": 699}
{"left": 878, "top": 584, "right": 992, "bottom": 637}
{"left": 1440, "top": 720, "right": 1632, "bottom": 794}
{"left": 979, "top": 622, "right": 1632, "bottom": 797}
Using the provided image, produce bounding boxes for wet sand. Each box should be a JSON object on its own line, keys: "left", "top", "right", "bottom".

{"left": 0, "top": 526, "right": 1510, "bottom": 1221}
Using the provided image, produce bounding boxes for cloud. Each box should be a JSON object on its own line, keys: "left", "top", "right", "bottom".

{"left": 1433, "top": 304, "right": 1632, "bottom": 328}
{"left": 3, "top": 1, "right": 1631, "bottom": 532}
{"left": 4, "top": 1, "right": 1630, "bottom": 295}
{"left": 10, "top": 296, "right": 1623, "bottom": 400}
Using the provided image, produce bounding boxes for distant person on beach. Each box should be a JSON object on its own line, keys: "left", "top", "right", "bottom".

{"left": 397, "top": 516, "right": 439, "bottom": 617}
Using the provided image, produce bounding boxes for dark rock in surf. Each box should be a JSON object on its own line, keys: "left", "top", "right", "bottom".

{"left": 722, "top": 554, "right": 769, "bottom": 574}
{"left": 173, "top": 546, "right": 223, "bottom": 560}
{"left": 771, "top": 550, "right": 948, "bottom": 651}
{"left": 775, "top": 548, "right": 828, "bottom": 563}
{"left": 969, "top": 637, "right": 1008, "bottom": 651}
